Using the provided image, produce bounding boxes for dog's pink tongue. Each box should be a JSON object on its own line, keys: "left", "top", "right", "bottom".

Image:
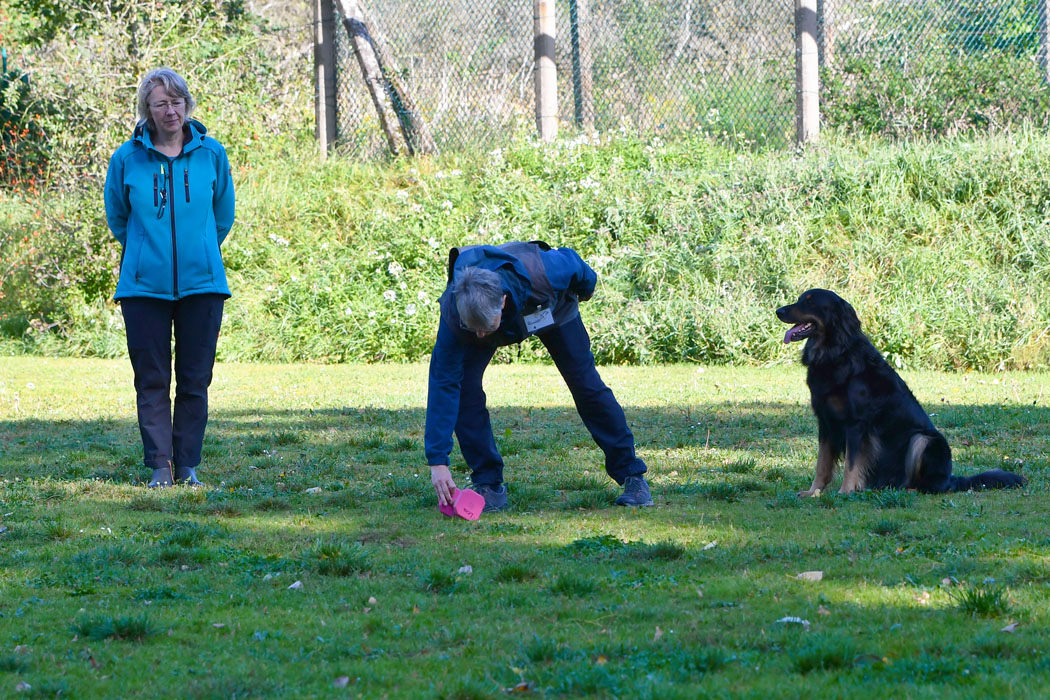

{"left": 784, "top": 324, "right": 804, "bottom": 344}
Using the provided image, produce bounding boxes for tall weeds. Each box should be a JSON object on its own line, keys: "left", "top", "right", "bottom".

{"left": 5, "top": 129, "right": 1050, "bottom": 370}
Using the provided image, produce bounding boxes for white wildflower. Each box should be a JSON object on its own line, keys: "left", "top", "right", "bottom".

{"left": 383, "top": 290, "right": 396, "bottom": 302}
{"left": 388, "top": 261, "right": 404, "bottom": 277}
{"left": 405, "top": 304, "right": 417, "bottom": 316}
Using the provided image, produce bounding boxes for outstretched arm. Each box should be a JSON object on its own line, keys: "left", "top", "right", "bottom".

{"left": 424, "top": 318, "right": 466, "bottom": 505}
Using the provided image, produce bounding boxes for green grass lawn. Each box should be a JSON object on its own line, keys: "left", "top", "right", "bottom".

{"left": 1, "top": 357, "right": 1049, "bottom": 698}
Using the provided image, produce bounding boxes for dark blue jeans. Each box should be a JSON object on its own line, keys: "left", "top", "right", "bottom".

{"left": 456, "top": 314, "right": 647, "bottom": 487}
{"left": 121, "top": 294, "right": 224, "bottom": 471}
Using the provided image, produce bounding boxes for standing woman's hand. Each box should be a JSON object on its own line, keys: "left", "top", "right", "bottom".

{"left": 430, "top": 464, "right": 457, "bottom": 506}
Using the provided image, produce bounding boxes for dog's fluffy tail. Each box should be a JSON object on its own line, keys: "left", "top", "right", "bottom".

{"left": 948, "top": 469, "right": 1027, "bottom": 492}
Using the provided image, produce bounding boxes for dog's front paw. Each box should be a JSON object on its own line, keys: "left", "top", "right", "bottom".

{"left": 797, "top": 488, "right": 822, "bottom": 498}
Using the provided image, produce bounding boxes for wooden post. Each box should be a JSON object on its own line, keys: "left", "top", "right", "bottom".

{"left": 570, "top": 0, "right": 594, "bottom": 130}
{"left": 314, "top": 0, "right": 337, "bottom": 158}
{"left": 335, "top": 0, "right": 407, "bottom": 155}
{"left": 334, "top": 0, "right": 435, "bottom": 156}
{"left": 817, "top": 0, "right": 833, "bottom": 69}
{"left": 1040, "top": 0, "right": 1050, "bottom": 85}
{"left": 534, "top": 0, "right": 558, "bottom": 142}
{"left": 795, "top": 0, "right": 819, "bottom": 145}
{"left": 364, "top": 14, "right": 437, "bottom": 155}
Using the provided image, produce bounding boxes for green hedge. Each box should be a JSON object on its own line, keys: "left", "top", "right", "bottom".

{"left": 4, "top": 129, "right": 1050, "bottom": 371}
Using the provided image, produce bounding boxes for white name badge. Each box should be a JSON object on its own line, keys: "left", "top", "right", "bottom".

{"left": 523, "top": 306, "right": 555, "bottom": 333}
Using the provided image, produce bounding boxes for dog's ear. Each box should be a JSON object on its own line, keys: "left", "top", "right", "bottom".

{"left": 837, "top": 296, "right": 862, "bottom": 335}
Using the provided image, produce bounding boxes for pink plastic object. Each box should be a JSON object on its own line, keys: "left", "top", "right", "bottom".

{"left": 438, "top": 488, "right": 485, "bottom": 520}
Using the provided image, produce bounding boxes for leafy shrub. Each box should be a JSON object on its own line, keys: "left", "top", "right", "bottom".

{"left": 699, "top": 482, "right": 740, "bottom": 502}
{"left": 823, "top": 50, "right": 1050, "bottom": 139}
{"left": 72, "top": 613, "right": 157, "bottom": 641}
{"left": 631, "top": 540, "right": 686, "bottom": 560}
{"left": 870, "top": 489, "right": 916, "bottom": 510}
{"left": 41, "top": 518, "right": 74, "bottom": 540}
{"left": 951, "top": 584, "right": 1012, "bottom": 617}
{"left": 791, "top": 635, "right": 859, "bottom": 674}
{"left": 0, "top": 64, "right": 53, "bottom": 190}
{"left": 420, "top": 566, "right": 459, "bottom": 594}
{"left": 562, "top": 488, "right": 617, "bottom": 510}
{"left": 870, "top": 519, "right": 902, "bottom": 536}
{"left": 566, "top": 534, "right": 629, "bottom": 556}
{"left": 494, "top": 563, "right": 537, "bottom": 583}
{"left": 310, "top": 539, "right": 372, "bottom": 577}
{"left": 4, "top": 14, "right": 1050, "bottom": 372}
{"left": 550, "top": 573, "right": 597, "bottom": 596}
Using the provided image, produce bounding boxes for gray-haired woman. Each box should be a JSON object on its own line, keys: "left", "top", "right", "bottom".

{"left": 104, "top": 67, "right": 235, "bottom": 487}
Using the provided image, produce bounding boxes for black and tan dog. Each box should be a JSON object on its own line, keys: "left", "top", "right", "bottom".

{"left": 777, "top": 289, "right": 1026, "bottom": 497}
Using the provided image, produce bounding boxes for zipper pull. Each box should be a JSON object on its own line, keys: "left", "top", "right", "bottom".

{"left": 184, "top": 168, "right": 190, "bottom": 202}
{"left": 157, "top": 165, "right": 167, "bottom": 219}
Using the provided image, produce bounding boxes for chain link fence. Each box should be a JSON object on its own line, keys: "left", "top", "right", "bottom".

{"left": 331, "top": 0, "right": 1050, "bottom": 157}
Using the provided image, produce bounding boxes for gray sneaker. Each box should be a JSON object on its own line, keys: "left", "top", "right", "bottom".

{"left": 473, "top": 483, "right": 508, "bottom": 512}
{"left": 174, "top": 466, "right": 203, "bottom": 487}
{"left": 615, "top": 475, "right": 653, "bottom": 507}
{"left": 148, "top": 464, "right": 174, "bottom": 488}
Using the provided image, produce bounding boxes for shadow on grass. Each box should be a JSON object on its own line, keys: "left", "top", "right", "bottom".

{"left": 1, "top": 400, "right": 1046, "bottom": 483}
{"left": 0, "top": 399, "right": 1045, "bottom": 698}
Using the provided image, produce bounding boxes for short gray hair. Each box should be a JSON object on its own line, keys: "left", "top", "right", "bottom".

{"left": 136, "top": 68, "right": 196, "bottom": 132}
{"left": 454, "top": 267, "right": 503, "bottom": 330}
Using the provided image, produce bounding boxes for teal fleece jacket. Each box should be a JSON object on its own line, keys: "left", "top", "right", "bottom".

{"left": 104, "top": 119, "right": 235, "bottom": 300}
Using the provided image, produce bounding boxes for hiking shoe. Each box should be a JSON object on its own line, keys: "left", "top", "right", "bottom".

{"left": 148, "top": 464, "right": 174, "bottom": 488}
{"left": 615, "top": 475, "right": 653, "bottom": 507}
{"left": 174, "top": 466, "right": 203, "bottom": 487}
{"left": 473, "top": 483, "right": 508, "bottom": 512}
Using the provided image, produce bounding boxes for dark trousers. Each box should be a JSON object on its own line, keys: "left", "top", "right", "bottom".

{"left": 456, "top": 314, "right": 647, "bottom": 487}
{"left": 121, "top": 294, "right": 224, "bottom": 471}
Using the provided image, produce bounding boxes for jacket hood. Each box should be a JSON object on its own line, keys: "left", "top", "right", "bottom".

{"left": 132, "top": 118, "right": 209, "bottom": 152}
{"left": 451, "top": 245, "right": 529, "bottom": 315}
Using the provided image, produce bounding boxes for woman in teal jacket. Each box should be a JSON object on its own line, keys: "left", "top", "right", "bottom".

{"left": 104, "top": 67, "right": 235, "bottom": 488}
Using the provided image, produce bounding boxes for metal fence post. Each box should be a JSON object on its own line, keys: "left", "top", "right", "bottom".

{"left": 817, "top": 0, "right": 833, "bottom": 69}
{"left": 314, "top": 0, "right": 338, "bottom": 158}
{"left": 795, "top": 0, "right": 819, "bottom": 145}
{"left": 534, "top": 0, "right": 558, "bottom": 142}
{"left": 1040, "top": 0, "right": 1050, "bottom": 85}
{"left": 570, "top": 0, "right": 594, "bottom": 130}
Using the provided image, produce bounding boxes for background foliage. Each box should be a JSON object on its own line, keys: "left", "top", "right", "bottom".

{"left": 1, "top": 0, "right": 1050, "bottom": 371}
{"left": 333, "top": 0, "right": 1050, "bottom": 154}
